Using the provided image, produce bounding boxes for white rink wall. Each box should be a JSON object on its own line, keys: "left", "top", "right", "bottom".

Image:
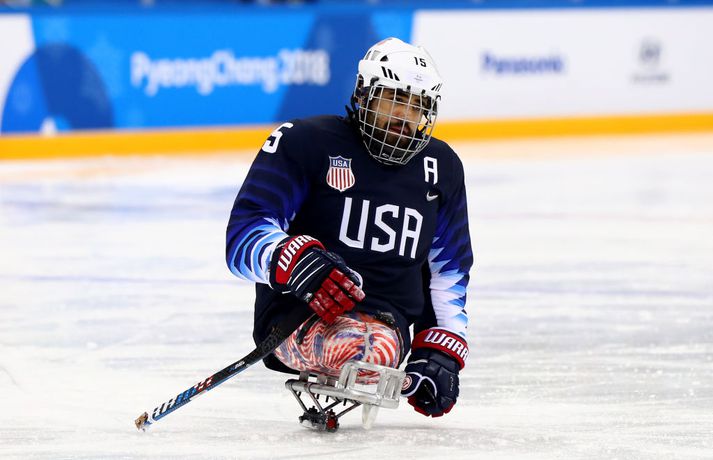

{"left": 412, "top": 8, "right": 713, "bottom": 120}
{"left": 1, "top": 4, "right": 713, "bottom": 140}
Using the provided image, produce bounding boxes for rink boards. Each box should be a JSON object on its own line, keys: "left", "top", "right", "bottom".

{"left": 1, "top": 3, "right": 713, "bottom": 157}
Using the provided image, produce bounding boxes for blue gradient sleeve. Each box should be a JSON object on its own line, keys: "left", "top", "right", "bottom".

{"left": 428, "top": 165, "right": 473, "bottom": 339}
{"left": 226, "top": 123, "right": 309, "bottom": 284}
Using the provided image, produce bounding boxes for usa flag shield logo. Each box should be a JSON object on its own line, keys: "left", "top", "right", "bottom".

{"left": 326, "top": 156, "right": 355, "bottom": 192}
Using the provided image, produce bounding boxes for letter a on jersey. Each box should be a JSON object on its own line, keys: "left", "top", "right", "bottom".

{"left": 326, "top": 156, "right": 356, "bottom": 192}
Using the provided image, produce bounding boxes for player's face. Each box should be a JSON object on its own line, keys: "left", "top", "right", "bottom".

{"left": 366, "top": 88, "right": 424, "bottom": 151}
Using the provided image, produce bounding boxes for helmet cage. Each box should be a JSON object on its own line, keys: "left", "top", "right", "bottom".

{"left": 356, "top": 81, "right": 439, "bottom": 166}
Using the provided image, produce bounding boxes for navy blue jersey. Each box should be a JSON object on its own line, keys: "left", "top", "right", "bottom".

{"left": 226, "top": 115, "right": 472, "bottom": 372}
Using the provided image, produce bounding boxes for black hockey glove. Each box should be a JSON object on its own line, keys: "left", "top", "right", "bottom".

{"left": 269, "top": 235, "right": 365, "bottom": 323}
{"left": 401, "top": 328, "right": 468, "bottom": 417}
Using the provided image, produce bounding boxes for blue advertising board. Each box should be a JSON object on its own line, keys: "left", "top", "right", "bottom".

{"left": 0, "top": 8, "right": 412, "bottom": 134}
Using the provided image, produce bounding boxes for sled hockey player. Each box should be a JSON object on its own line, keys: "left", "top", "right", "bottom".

{"left": 226, "top": 37, "right": 473, "bottom": 426}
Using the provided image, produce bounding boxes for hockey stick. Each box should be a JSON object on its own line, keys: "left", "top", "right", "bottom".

{"left": 134, "top": 308, "right": 313, "bottom": 431}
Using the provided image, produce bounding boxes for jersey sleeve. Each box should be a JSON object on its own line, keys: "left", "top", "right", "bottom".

{"left": 225, "top": 122, "right": 311, "bottom": 284}
{"left": 428, "top": 155, "right": 473, "bottom": 339}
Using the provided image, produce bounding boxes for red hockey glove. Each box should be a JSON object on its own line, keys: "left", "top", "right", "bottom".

{"left": 401, "top": 328, "right": 468, "bottom": 417}
{"left": 269, "top": 235, "right": 365, "bottom": 323}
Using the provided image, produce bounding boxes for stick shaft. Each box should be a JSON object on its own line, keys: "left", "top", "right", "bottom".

{"left": 135, "top": 309, "right": 312, "bottom": 430}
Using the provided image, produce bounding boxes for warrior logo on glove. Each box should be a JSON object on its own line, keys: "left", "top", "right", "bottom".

{"left": 273, "top": 235, "right": 321, "bottom": 285}
{"left": 270, "top": 235, "right": 365, "bottom": 323}
{"left": 414, "top": 328, "right": 469, "bottom": 369}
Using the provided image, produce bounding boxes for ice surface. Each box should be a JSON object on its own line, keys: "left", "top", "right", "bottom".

{"left": 1, "top": 134, "right": 712, "bottom": 459}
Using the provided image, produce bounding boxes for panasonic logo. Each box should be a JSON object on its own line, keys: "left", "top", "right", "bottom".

{"left": 481, "top": 52, "right": 565, "bottom": 75}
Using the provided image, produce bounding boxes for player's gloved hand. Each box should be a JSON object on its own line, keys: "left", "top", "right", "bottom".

{"left": 269, "top": 235, "right": 365, "bottom": 323}
{"left": 401, "top": 328, "right": 468, "bottom": 417}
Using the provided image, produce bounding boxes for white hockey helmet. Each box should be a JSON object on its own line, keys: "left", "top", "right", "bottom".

{"left": 351, "top": 37, "right": 443, "bottom": 166}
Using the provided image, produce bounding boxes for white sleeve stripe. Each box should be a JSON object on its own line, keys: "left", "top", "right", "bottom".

{"left": 428, "top": 243, "right": 468, "bottom": 337}
{"left": 229, "top": 217, "right": 288, "bottom": 284}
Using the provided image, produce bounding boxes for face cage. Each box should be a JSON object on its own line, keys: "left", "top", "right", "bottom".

{"left": 357, "top": 86, "right": 438, "bottom": 166}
